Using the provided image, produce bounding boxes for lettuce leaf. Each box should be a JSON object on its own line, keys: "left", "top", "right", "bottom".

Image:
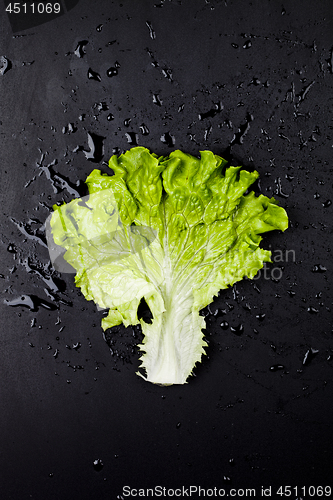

{"left": 49, "top": 147, "right": 288, "bottom": 385}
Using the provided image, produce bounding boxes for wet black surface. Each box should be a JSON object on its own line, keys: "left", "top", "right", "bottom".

{"left": 0, "top": 0, "right": 332, "bottom": 498}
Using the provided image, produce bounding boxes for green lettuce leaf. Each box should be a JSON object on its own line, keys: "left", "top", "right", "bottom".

{"left": 49, "top": 147, "right": 288, "bottom": 385}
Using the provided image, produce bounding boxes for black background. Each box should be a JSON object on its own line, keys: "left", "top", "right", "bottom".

{"left": 0, "top": 0, "right": 332, "bottom": 499}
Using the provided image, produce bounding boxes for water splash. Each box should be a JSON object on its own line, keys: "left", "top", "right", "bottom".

{"left": 21, "top": 257, "right": 65, "bottom": 293}
{"left": 11, "top": 218, "right": 48, "bottom": 248}
{"left": 229, "top": 113, "right": 253, "bottom": 147}
{"left": 4, "top": 294, "right": 58, "bottom": 311}
{"left": 37, "top": 155, "right": 82, "bottom": 196}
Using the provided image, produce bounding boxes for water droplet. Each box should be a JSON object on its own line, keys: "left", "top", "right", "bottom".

{"left": 160, "top": 132, "right": 175, "bottom": 147}
{"left": 0, "top": 56, "right": 11, "bottom": 76}
{"left": 274, "top": 177, "right": 289, "bottom": 198}
{"left": 285, "top": 174, "right": 294, "bottom": 182}
{"left": 231, "top": 43, "right": 239, "bottom": 49}
{"left": 312, "top": 264, "right": 327, "bottom": 273}
{"left": 269, "top": 364, "right": 285, "bottom": 372}
{"left": 107, "top": 67, "right": 118, "bottom": 77}
{"left": 7, "top": 243, "right": 17, "bottom": 253}
{"left": 74, "top": 40, "right": 88, "bottom": 58}
{"left": 161, "top": 68, "right": 173, "bottom": 81}
{"left": 199, "top": 101, "right": 223, "bottom": 120}
{"left": 146, "top": 21, "right": 156, "bottom": 39}
{"left": 152, "top": 94, "right": 162, "bottom": 106}
{"left": 95, "top": 102, "right": 108, "bottom": 112}
{"left": 87, "top": 68, "right": 101, "bottom": 82}
{"left": 176, "top": 422, "right": 181, "bottom": 428}
{"left": 139, "top": 123, "right": 150, "bottom": 135}
{"left": 303, "top": 347, "right": 319, "bottom": 366}
{"left": 62, "top": 123, "right": 77, "bottom": 134}
{"left": 249, "top": 77, "right": 261, "bottom": 86}
{"left": 307, "top": 306, "right": 319, "bottom": 314}
{"left": 107, "top": 113, "right": 114, "bottom": 121}
{"left": 230, "top": 324, "right": 244, "bottom": 336}
{"left": 220, "top": 321, "right": 229, "bottom": 329}
{"left": 256, "top": 313, "right": 266, "bottom": 321}
{"left": 124, "top": 118, "right": 131, "bottom": 127}
{"left": 83, "top": 132, "right": 105, "bottom": 162}
{"left": 322, "top": 199, "right": 332, "bottom": 208}
{"left": 243, "top": 40, "right": 252, "bottom": 49}
{"left": 125, "top": 132, "right": 138, "bottom": 146}
{"left": 149, "top": 58, "right": 159, "bottom": 68}
{"left": 96, "top": 24, "right": 103, "bottom": 32}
